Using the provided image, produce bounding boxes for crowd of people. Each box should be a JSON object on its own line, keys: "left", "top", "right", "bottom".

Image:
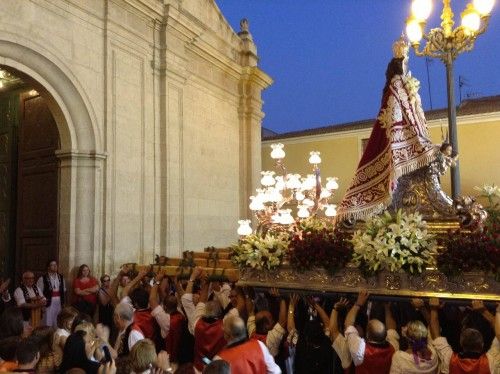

{"left": 0, "top": 260, "right": 499, "bottom": 373}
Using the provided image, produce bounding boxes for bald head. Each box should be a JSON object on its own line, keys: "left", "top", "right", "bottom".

{"left": 367, "top": 319, "right": 387, "bottom": 343}
{"left": 223, "top": 315, "right": 247, "bottom": 342}
{"left": 204, "top": 300, "right": 222, "bottom": 319}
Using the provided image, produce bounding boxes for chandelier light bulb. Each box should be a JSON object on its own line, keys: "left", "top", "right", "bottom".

{"left": 411, "top": 0, "right": 433, "bottom": 20}
{"left": 473, "top": 0, "right": 494, "bottom": 15}
{"left": 324, "top": 204, "right": 337, "bottom": 217}
{"left": 297, "top": 205, "right": 310, "bottom": 218}
{"left": 270, "top": 143, "right": 286, "bottom": 159}
{"left": 260, "top": 171, "right": 276, "bottom": 187}
{"left": 302, "top": 198, "right": 314, "bottom": 207}
{"left": 308, "top": 151, "right": 321, "bottom": 165}
{"left": 249, "top": 196, "right": 265, "bottom": 211}
{"left": 286, "top": 174, "right": 302, "bottom": 189}
{"left": 278, "top": 209, "right": 295, "bottom": 225}
{"left": 320, "top": 189, "right": 331, "bottom": 199}
{"left": 302, "top": 174, "right": 316, "bottom": 190}
{"left": 271, "top": 212, "right": 281, "bottom": 224}
{"left": 295, "top": 190, "right": 305, "bottom": 201}
{"left": 461, "top": 4, "right": 481, "bottom": 32}
{"left": 237, "top": 219, "right": 253, "bottom": 236}
{"left": 268, "top": 187, "right": 283, "bottom": 203}
{"left": 406, "top": 17, "right": 423, "bottom": 43}
{"left": 274, "top": 176, "right": 285, "bottom": 191}
{"left": 326, "top": 177, "right": 339, "bottom": 191}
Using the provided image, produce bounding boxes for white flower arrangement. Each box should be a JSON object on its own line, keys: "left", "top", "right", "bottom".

{"left": 351, "top": 210, "right": 437, "bottom": 275}
{"left": 231, "top": 233, "right": 289, "bottom": 270}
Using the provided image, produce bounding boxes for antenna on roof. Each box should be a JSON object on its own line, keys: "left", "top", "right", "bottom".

{"left": 458, "top": 75, "right": 470, "bottom": 103}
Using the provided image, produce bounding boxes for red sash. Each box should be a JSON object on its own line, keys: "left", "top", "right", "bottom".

{"left": 165, "top": 312, "right": 185, "bottom": 362}
{"left": 193, "top": 318, "right": 226, "bottom": 371}
{"left": 134, "top": 309, "right": 155, "bottom": 340}
{"left": 355, "top": 342, "right": 394, "bottom": 374}
{"left": 52, "top": 291, "right": 61, "bottom": 297}
{"left": 218, "top": 339, "right": 267, "bottom": 374}
{"left": 449, "top": 353, "right": 490, "bottom": 374}
{"left": 250, "top": 332, "right": 267, "bottom": 344}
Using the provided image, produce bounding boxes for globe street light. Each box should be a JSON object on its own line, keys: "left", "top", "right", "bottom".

{"left": 405, "top": 0, "right": 494, "bottom": 199}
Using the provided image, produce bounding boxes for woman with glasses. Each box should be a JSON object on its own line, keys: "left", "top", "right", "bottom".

{"left": 98, "top": 275, "right": 115, "bottom": 332}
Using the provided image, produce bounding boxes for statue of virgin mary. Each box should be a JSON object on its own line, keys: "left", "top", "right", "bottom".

{"left": 338, "top": 37, "right": 439, "bottom": 221}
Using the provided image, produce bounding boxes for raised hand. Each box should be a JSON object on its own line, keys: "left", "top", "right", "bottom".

{"left": 334, "top": 297, "right": 349, "bottom": 311}
{"left": 355, "top": 289, "right": 369, "bottom": 307}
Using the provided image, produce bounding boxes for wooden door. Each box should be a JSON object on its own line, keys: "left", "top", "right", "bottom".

{"left": 0, "top": 94, "right": 18, "bottom": 278}
{"left": 16, "top": 93, "right": 59, "bottom": 275}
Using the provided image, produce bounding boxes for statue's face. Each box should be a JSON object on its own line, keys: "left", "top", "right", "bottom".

{"left": 443, "top": 145, "right": 452, "bottom": 156}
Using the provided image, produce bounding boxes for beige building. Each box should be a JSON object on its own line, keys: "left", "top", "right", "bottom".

{"left": 262, "top": 96, "right": 500, "bottom": 206}
{"left": 0, "top": 0, "right": 271, "bottom": 278}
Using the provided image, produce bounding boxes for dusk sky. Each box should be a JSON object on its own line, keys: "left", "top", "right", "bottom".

{"left": 217, "top": 0, "right": 500, "bottom": 134}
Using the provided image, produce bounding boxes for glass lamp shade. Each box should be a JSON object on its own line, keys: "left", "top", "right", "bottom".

{"left": 255, "top": 188, "right": 267, "bottom": 203}
{"left": 297, "top": 205, "right": 310, "bottom": 218}
{"left": 302, "top": 198, "right": 314, "bottom": 207}
{"left": 462, "top": 4, "right": 481, "bottom": 32}
{"left": 271, "top": 212, "right": 281, "bottom": 224}
{"left": 267, "top": 188, "right": 283, "bottom": 203}
{"left": 473, "top": 0, "right": 494, "bottom": 15}
{"left": 411, "top": 0, "right": 433, "bottom": 20}
{"left": 320, "top": 189, "right": 331, "bottom": 199}
{"left": 237, "top": 220, "right": 252, "bottom": 236}
{"left": 326, "top": 177, "right": 339, "bottom": 190}
{"left": 260, "top": 171, "right": 276, "bottom": 187}
{"left": 302, "top": 174, "right": 316, "bottom": 190}
{"left": 406, "top": 17, "right": 423, "bottom": 43}
{"left": 275, "top": 176, "right": 285, "bottom": 191}
{"left": 249, "top": 196, "right": 265, "bottom": 211}
{"left": 279, "top": 209, "right": 295, "bottom": 225}
{"left": 324, "top": 204, "right": 337, "bottom": 217}
{"left": 295, "top": 190, "right": 305, "bottom": 201}
{"left": 286, "top": 174, "right": 302, "bottom": 189}
{"left": 308, "top": 151, "right": 321, "bottom": 165}
{"left": 270, "top": 143, "right": 286, "bottom": 159}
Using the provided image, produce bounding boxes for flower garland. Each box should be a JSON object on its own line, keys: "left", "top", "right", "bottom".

{"left": 231, "top": 233, "right": 289, "bottom": 270}
{"left": 289, "top": 218, "right": 352, "bottom": 274}
{"left": 351, "top": 210, "right": 437, "bottom": 275}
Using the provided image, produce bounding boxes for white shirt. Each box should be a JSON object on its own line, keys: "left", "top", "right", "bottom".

{"left": 114, "top": 322, "right": 145, "bottom": 352}
{"left": 247, "top": 315, "right": 286, "bottom": 357}
{"left": 390, "top": 345, "right": 439, "bottom": 374}
{"left": 36, "top": 273, "right": 65, "bottom": 294}
{"left": 332, "top": 334, "right": 352, "bottom": 369}
{"left": 345, "top": 325, "right": 400, "bottom": 366}
{"left": 151, "top": 305, "right": 171, "bottom": 338}
{"left": 13, "top": 286, "right": 45, "bottom": 306}
{"left": 212, "top": 283, "right": 231, "bottom": 309}
{"left": 214, "top": 340, "right": 282, "bottom": 374}
{"left": 431, "top": 336, "right": 500, "bottom": 374}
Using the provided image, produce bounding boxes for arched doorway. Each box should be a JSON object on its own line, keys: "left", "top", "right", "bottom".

{"left": 0, "top": 39, "right": 105, "bottom": 278}
{"left": 0, "top": 69, "right": 60, "bottom": 279}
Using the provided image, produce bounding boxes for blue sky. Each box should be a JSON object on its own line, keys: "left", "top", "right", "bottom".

{"left": 217, "top": 1, "right": 500, "bottom": 133}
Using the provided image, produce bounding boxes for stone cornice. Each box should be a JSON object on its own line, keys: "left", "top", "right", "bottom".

{"left": 240, "top": 66, "right": 273, "bottom": 90}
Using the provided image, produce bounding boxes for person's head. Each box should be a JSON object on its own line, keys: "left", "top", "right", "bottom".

{"left": 163, "top": 295, "right": 178, "bottom": 314}
{"left": 60, "top": 330, "right": 92, "bottom": 372}
{"left": 130, "top": 287, "right": 149, "bottom": 310}
{"left": 100, "top": 274, "right": 111, "bottom": 288}
{"left": 0, "top": 307, "right": 25, "bottom": 339}
{"left": 366, "top": 319, "right": 387, "bottom": 343}
{"left": 15, "top": 337, "right": 40, "bottom": 368}
{"left": 203, "top": 360, "right": 231, "bottom": 374}
{"left": 406, "top": 320, "right": 428, "bottom": 342}
{"left": 129, "top": 339, "right": 157, "bottom": 373}
{"left": 70, "top": 313, "right": 93, "bottom": 333}
{"left": 74, "top": 322, "right": 96, "bottom": 343}
{"left": 0, "top": 336, "right": 21, "bottom": 362}
{"left": 114, "top": 301, "right": 134, "bottom": 330}
{"left": 77, "top": 264, "right": 91, "bottom": 279}
{"left": 46, "top": 259, "right": 58, "bottom": 273}
{"left": 204, "top": 300, "right": 222, "bottom": 319}
{"left": 460, "top": 328, "right": 484, "bottom": 354}
{"left": 223, "top": 315, "right": 247, "bottom": 343}
{"left": 120, "top": 274, "right": 130, "bottom": 287}
{"left": 57, "top": 306, "right": 79, "bottom": 331}
{"left": 255, "top": 310, "right": 273, "bottom": 335}
{"left": 228, "top": 286, "right": 244, "bottom": 308}
{"left": 22, "top": 271, "right": 35, "bottom": 287}
{"left": 440, "top": 142, "right": 453, "bottom": 156}
{"left": 31, "top": 326, "right": 56, "bottom": 357}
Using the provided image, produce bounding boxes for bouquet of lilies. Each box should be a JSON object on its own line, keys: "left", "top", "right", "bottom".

{"left": 231, "top": 233, "right": 289, "bottom": 270}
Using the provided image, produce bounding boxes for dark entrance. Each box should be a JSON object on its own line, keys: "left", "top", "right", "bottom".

{"left": 0, "top": 72, "right": 59, "bottom": 280}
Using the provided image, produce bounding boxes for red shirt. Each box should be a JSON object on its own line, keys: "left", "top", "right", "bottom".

{"left": 450, "top": 353, "right": 491, "bottom": 374}
{"left": 193, "top": 318, "right": 226, "bottom": 371}
{"left": 73, "top": 277, "right": 98, "bottom": 305}
{"left": 218, "top": 339, "right": 267, "bottom": 374}
{"left": 355, "top": 342, "right": 395, "bottom": 374}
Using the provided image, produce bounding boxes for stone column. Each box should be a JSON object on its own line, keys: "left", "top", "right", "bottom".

{"left": 237, "top": 19, "right": 273, "bottom": 219}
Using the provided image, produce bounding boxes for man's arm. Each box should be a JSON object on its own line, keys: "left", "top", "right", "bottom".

{"left": 345, "top": 290, "right": 369, "bottom": 328}
{"left": 330, "top": 297, "right": 349, "bottom": 342}
{"left": 384, "top": 303, "right": 399, "bottom": 351}
{"left": 287, "top": 294, "right": 298, "bottom": 334}
{"left": 122, "top": 269, "right": 148, "bottom": 298}
{"left": 429, "top": 297, "right": 441, "bottom": 339}
{"left": 344, "top": 290, "right": 369, "bottom": 367}
{"left": 496, "top": 303, "right": 500, "bottom": 341}
{"left": 470, "top": 300, "right": 495, "bottom": 329}
{"left": 411, "top": 298, "right": 430, "bottom": 325}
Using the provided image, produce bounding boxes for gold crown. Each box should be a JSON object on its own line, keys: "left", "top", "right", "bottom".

{"left": 392, "top": 35, "right": 409, "bottom": 59}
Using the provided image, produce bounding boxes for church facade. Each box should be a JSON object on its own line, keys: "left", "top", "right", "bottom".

{"left": 0, "top": 0, "right": 271, "bottom": 277}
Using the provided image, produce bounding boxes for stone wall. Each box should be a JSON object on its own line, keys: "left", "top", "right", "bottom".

{"left": 0, "top": 0, "right": 272, "bottom": 275}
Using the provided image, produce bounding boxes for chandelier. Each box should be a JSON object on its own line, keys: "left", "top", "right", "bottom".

{"left": 237, "top": 143, "right": 340, "bottom": 236}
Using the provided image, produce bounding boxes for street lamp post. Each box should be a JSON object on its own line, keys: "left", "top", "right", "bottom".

{"left": 405, "top": 0, "right": 494, "bottom": 199}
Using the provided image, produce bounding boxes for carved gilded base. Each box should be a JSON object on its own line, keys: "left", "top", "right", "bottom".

{"left": 237, "top": 265, "right": 500, "bottom": 301}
